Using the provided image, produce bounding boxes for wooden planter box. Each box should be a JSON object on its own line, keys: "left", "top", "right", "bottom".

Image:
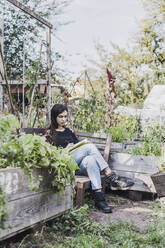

{"left": 0, "top": 167, "right": 73, "bottom": 241}
{"left": 151, "top": 172, "right": 165, "bottom": 197}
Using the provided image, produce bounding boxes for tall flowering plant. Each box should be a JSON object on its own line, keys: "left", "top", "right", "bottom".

{"left": 105, "top": 68, "right": 118, "bottom": 127}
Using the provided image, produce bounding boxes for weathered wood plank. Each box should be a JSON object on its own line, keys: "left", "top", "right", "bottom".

{"left": 0, "top": 19, "right": 4, "bottom": 86}
{"left": 151, "top": 172, "right": 165, "bottom": 197}
{"left": 20, "top": 128, "right": 45, "bottom": 135}
{"left": 109, "top": 152, "right": 159, "bottom": 174}
{"left": 0, "top": 185, "right": 72, "bottom": 240}
{"left": 104, "top": 135, "right": 112, "bottom": 162}
{"left": 0, "top": 168, "right": 73, "bottom": 240}
{"left": 0, "top": 167, "right": 57, "bottom": 201}
{"left": 75, "top": 131, "right": 107, "bottom": 139}
{"left": 110, "top": 142, "right": 140, "bottom": 153}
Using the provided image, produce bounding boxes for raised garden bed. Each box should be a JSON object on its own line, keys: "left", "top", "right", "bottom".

{"left": 109, "top": 151, "right": 160, "bottom": 200}
{"left": 0, "top": 167, "right": 73, "bottom": 241}
{"left": 151, "top": 172, "right": 165, "bottom": 197}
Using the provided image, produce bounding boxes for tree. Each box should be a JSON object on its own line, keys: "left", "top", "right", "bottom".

{"left": 88, "top": 0, "right": 165, "bottom": 105}
{"left": 0, "top": 0, "right": 71, "bottom": 79}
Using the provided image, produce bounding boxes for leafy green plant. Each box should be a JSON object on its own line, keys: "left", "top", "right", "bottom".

{"left": 72, "top": 97, "right": 106, "bottom": 132}
{"left": 72, "top": 98, "right": 140, "bottom": 143}
{"left": 0, "top": 185, "right": 8, "bottom": 232}
{"left": 46, "top": 204, "right": 165, "bottom": 248}
{"left": 0, "top": 114, "right": 79, "bottom": 229}
{"left": 131, "top": 122, "right": 165, "bottom": 156}
{"left": 0, "top": 132, "right": 78, "bottom": 192}
{"left": 105, "top": 115, "right": 139, "bottom": 143}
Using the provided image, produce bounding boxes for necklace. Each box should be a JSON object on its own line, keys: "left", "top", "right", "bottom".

{"left": 55, "top": 127, "right": 65, "bottom": 132}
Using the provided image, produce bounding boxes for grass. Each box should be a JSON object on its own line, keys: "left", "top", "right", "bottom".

{"left": 2, "top": 199, "right": 165, "bottom": 248}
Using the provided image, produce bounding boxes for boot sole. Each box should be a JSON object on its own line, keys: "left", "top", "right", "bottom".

{"left": 98, "top": 208, "right": 112, "bottom": 213}
{"left": 110, "top": 186, "right": 129, "bottom": 191}
{"left": 95, "top": 205, "right": 112, "bottom": 213}
{"left": 110, "top": 183, "right": 134, "bottom": 191}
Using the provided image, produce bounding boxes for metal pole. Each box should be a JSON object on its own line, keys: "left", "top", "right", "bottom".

{"left": 46, "top": 27, "right": 51, "bottom": 127}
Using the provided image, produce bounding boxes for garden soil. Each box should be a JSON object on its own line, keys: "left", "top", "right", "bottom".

{"left": 89, "top": 192, "right": 155, "bottom": 229}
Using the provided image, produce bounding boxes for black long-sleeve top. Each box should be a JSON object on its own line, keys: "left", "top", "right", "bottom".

{"left": 46, "top": 127, "right": 79, "bottom": 148}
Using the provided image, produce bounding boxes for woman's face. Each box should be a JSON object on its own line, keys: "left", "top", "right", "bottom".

{"left": 56, "top": 110, "right": 68, "bottom": 128}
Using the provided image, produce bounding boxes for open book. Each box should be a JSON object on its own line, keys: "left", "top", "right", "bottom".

{"left": 69, "top": 139, "right": 88, "bottom": 152}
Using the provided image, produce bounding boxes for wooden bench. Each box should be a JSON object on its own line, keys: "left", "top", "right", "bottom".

{"left": 20, "top": 128, "right": 112, "bottom": 207}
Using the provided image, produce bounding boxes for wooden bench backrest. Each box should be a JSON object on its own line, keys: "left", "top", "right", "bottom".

{"left": 75, "top": 131, "right": 112, "bottom": 162}
{"left": 20, "top": 128, "right": 112, "bottom": 163}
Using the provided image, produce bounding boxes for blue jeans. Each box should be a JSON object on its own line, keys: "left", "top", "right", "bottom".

{"left": 71, "top": 143, "right": 108, "bottom": 190}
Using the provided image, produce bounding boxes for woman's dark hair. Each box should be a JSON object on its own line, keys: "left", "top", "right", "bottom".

{"left": 51, "top": 104, "right": 68, "bottom": 130}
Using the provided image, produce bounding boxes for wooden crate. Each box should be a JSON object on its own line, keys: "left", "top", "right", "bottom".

{"left": 0, "top": 167, "right": 73, "bottom": 241}
{"left": 151, "top": 172, "right": 165, "bottom": 197}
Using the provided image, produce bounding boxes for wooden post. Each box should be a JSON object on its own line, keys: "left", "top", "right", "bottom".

{"left": 0, "top": 19, "right": 3, "bottom": 113}
{"left": 46, "top": 27, "right": 51, "bottom": 127}
{"left": 0, "top": 84, "right": 3, "bottom": 114}
{"left": 0, "top": 19, "right": 4, "bottom": 80}
{"left": 22, "top": 41, "right": 25, "bottom": 127}
{"left": 6, "top": 0, "right": 52, "bottom": 28}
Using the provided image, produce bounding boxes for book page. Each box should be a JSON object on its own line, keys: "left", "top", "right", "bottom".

{"left": 69, "top": 139, "right": 88, "bottom": 152}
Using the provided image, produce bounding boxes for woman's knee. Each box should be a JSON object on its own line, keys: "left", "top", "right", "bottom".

{"left": 82, "top": 155, "right": 96, "bottom": 166}
{"left": 85, "top": 143, "right": 97, "bottom": 152}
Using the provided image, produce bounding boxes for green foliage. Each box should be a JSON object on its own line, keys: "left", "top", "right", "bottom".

{"left": 0, "top": 185, "right": 8, "bottom": 232}
{"left": 131, "top": 122, "right": 165, "bottom": 156}
{"left": 0, "top": 131, "right": 78, "bottom": 192}
{"left": 45, "top": 205, "right": 165, "bottom": 248}
{"left": 108, "top": 115, "right": 139, "bottom": 142}
{"left": 72, "top": 97, "right": 139, "bottom": 143}
{"left": 0, "top": 0, "right": 70, "bottom": 79}
{"left": 88, "top": 0, "right": 165, "bottom": 105}
{"left": 3, "top": 201, "right": 165, "bottom": 247}
{"left": 51, "top": 204, "right": 91, "bottom": 234}
{"left": 72, "top": 97, "right": 106, "bottom": 132}
{"left": 0, "top": 114, "right": 19, "bottom": 138}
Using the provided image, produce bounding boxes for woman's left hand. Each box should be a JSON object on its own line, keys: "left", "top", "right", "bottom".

{"left": 65, "top": 143, "right": 74, "bottom": 151}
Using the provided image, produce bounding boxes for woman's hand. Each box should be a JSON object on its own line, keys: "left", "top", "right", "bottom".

{"left": 65, "top": 143, "right": 74, "bottom": 151}
{"left": 44, "top": 129, "right": 50, "bottom": 136}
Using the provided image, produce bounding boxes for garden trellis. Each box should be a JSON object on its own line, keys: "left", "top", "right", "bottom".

{"left": 0, "top": 0, "right": 52, "bottom": 127}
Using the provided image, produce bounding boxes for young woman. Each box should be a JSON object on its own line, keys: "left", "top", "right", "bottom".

{"left": 46, "top": 104, "right": 134, "bottom": 213}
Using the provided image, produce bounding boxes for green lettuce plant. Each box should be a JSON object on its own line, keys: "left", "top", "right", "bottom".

{"left": 0, "top": 115, "right": 79, "bottom": 230}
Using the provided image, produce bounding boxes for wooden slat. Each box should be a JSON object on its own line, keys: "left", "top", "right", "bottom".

{"left": 109, "top": 152, "right": 159, "bottom": 174}
{"left": 104, "top": 134, "right": 112, "bottom": 162}
{"left": 7, "top": 0, "right": 52, "bottom": 28}
{"left": 0, "top": 167, "right": 56, "bottom": 201}
{"left": 75, "top": 131, "right": 107, "bottom": 139}
{"left": 20, "top": 128, "right": 45, "bottom": 135}
{"left": 110, "top": 142, "right": 140, "bottom": 153}
{"left": 77, "top": 137, "right": 106, "bottom": 144}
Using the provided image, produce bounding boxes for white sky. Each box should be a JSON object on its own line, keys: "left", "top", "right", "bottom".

{"left": 53, "top": 0, "right": 145, "bottom": 77}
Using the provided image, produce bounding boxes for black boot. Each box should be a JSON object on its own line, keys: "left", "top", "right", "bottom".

{"left": 105, "top": 172, "right": 134, "bottom": 191}
{"left": 94, "top": 192, "right": 112, "bottom": 213}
